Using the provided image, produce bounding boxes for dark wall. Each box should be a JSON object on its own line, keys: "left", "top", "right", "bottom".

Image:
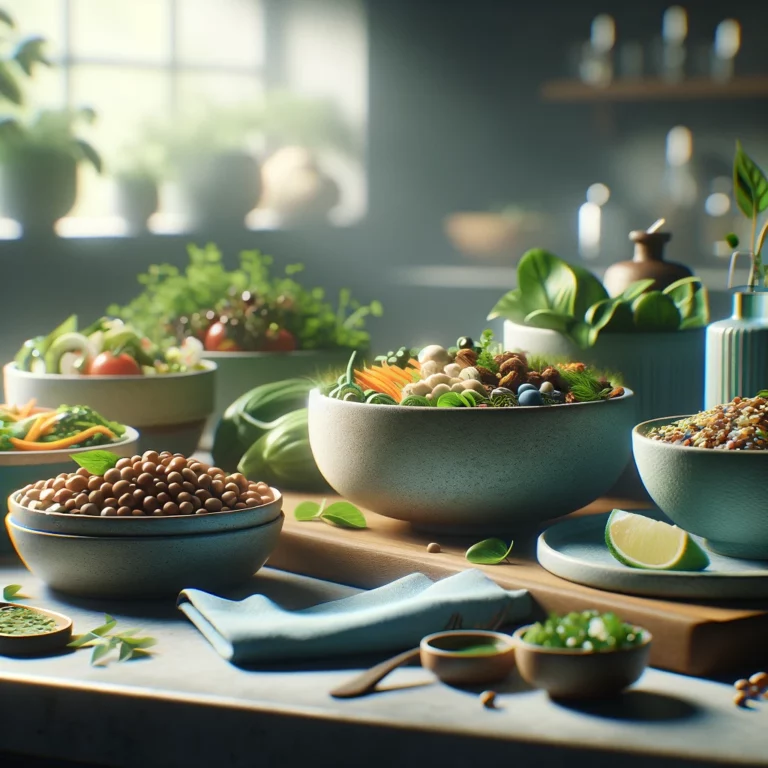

{"left": 0, "top": 0, "right": 765, "bottom": 362}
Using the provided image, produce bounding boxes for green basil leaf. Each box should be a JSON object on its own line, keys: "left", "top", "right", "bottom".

{"left": 620, "top": 279, "right": 656, "bottom": 302}
{"left": 567, "top": 321, "right": 599, "bottom": 349}
{"left": 461, "top": 389, "right": 488, "bottom": 405}
{"left": 632, "top": 291, "right": 681, "bottom": 331}
{"left": 586, "top": 298, "right": 634, "bottom": 333}
{"left": 734, "top": 141, "right": 768, "bottom": 217}
{"left": 118, "top": 640, "right": 135, "bottom": 662}
{"left": 465, "top": 538, "right": 514, "bottom": 565}
{"left": 437, "top": 392, "right": 468, "bottom": 408}
{"left": 320, "top": 501, "right": 367, "bottom": 529}
{"left": 118, "top": 636, "right": 157, "bottom": 649}
{"left": 294, "top": 500, "right": 321, "bottom": 521}
{"left": 67, "top": 632, "right": 100, "bottom": 649}
{"left": 90, "top": 640, "right": 114, "bottom": 665}
{"left": 517, "top": 249, "right": 578, "bottom": 317}
{"left": 487, "top": 288, "right": 527, "bottom": 323}
{"left": 523, "top": 309, "right": 573, "bottom": 333}
{"left": 665, "top": 278, "right": 710, "bottom": 329}
{"left": 2, "top": 584, "right": 26, "bottom": 601}
{"left": 70, "top": 451, "right": 120, "bottom": 476}
{"left": 569, "top": 263, "right": 610, "bottom": 319}
{"left": 91, "top": 614, "right": 118, "bottom": 637}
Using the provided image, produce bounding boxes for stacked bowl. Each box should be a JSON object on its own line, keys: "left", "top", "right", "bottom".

{"left": 4, "top": 452, "right": 284, "bottom": 599}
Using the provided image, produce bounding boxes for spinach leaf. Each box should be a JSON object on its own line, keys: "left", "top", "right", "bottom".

{"left": 517, "top": 249, "right": 578, "bottom": 317}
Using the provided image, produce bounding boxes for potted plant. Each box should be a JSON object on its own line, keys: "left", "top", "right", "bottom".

{"left": 110, "top": 139, "right": 164, "bottom": 235}
{"left": 0, "top": 12, "right": 101, "bottom": 233}
{"left": 487, "top": 245, "right": 710, "bottom": 427}
{"left": 107, "top": 243, "right": 382, "bottom": 446}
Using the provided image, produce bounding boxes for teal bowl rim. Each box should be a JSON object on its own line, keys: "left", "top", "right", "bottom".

{"left": 4, "top": 360, "right": 217, "bottom": 382}
{"left": 633, "top": 416, "right": 768, "bottom": 456}
{"left": 512, "top": 624, "right": 652, "bottom": 656}
{"left": 311, "top": 387, "right": 635, "bottom": 411}
{"left": 6, "top": 510, "right": 284, "bottom": 541}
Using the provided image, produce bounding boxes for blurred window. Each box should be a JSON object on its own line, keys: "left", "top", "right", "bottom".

{"left": 0, "top": 0, "right": 366, "bottom": 236}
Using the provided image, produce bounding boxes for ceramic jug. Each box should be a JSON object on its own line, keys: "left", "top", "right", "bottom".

{"left": 603, "top": 229, "right": 693, "bottom": 297}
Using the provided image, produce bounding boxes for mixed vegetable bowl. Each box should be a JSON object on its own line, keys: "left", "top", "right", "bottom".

{"left": 14, "top": 315, "right": 204, "bottom": 377}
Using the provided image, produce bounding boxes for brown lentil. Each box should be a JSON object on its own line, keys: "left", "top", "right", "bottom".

{"left": 15, "top": 449, "right": 275, "bottom": 518}
{"left": 480, "top": 690, "right": 497, "bottom": 708}
{"left": 426, "top": 542, "right": 441, "bottom": 553}
{"left": 649, "top": 396, "right": 768, "bottom": 450}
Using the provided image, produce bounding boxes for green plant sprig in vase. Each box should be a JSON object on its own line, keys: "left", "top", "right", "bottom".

{"left": 487, "top": 248, "right": 709, "bottom": 350}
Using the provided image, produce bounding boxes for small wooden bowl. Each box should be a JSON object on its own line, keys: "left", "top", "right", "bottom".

{"left": 419, "top": 630, "right": 516, "bottom": 686}
{"left": 512, "top": 625, "right": 652, "bottom": 699}
{"left": 0, "top": 602, "right": 73, "bottom": 656}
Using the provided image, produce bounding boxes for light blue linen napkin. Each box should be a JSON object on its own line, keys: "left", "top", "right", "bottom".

{"left": 177, "top": 569, "right": 531, "bottom": 664}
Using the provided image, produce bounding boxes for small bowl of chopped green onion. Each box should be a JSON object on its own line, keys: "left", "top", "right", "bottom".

{"left": 513, "top": 610, "right": 652, "bottom": 699}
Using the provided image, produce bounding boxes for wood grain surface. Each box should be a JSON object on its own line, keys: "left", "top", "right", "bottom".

{"left": 269, "top": 494, "right": 768, "bottom": 677}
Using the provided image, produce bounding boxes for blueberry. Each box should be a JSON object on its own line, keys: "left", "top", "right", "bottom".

{"left": 517, "top": 383, "right": 538, "bottom": 394}
{"left": 457, "top": 336, "right": 474, "bottom": 349}
{"left": 519, "top": 389, "right": 544, "bottom": 406}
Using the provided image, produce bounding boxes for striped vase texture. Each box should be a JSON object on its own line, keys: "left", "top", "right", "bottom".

{"left": 705, "top": 292, "right": 768, "bottom": 409}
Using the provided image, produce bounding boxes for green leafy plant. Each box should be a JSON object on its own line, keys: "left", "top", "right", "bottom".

{"left": 2, "top": 584, "right": 28, "bottom": 601}
{"left": 465, "top": 538, "right": 514, "bottom": 565}
{"left": 294, "top": 498, "right": 367, "bottom": 529}
{"left": 71, "top": 449, "right": 120, "bottom": 476}
{"left": 0, "top": 7, "right": 49, "bottom": 106}
{"left": 108, "top": 244, "right": 381, "bottom": 352}
{"left": 522, "top": 610, "right": 644, "bottom": 651}
{"left": 67, "top": 614, "right": 157, "bottom": 666}
{"left": 488, "top": 249, "right": 709, "bottom": 349}
{"left": 725, "top": 142, "right": 768, "bottom": 290}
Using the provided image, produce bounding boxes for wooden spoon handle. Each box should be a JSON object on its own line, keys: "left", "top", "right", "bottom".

{"left": 330, "top": 648, "right": 421, "bottom": 699}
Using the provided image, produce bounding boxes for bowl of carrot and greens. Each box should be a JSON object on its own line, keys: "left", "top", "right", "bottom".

{"left": 0, "top": 400, "right": 138, "bottom": 551}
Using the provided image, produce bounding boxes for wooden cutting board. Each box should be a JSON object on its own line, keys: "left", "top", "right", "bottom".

{"left": 269, "top": 494, "right": 768, "bottom": 677}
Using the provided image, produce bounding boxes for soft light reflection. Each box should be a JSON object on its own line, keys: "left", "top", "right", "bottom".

{"left": 587, "top": 183, "right": 610, "bottom": 206}
{"left": 662, "top": 6, "right": 688, "bottom": 43}
{"left": 55, "top": 216, "right": 128, "bottom": 238}
{"left": 0, "top": 218, "right": 21, "bottom": 239}
{"left": 590, "top": 15, "right": 615, "bottom": 53}
{"left": 705, "top": 192, "right": 730, "bottom": 217}
{"left": 666, "top": 126, "right": 693, "bottom": 167}
{"left": 578, "top": 202, "right": 601, "bottom": 260}
{"left": 715, "top": 19, "right": 741, "bottom": 59}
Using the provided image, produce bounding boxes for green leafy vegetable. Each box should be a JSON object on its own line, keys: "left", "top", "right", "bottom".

{"left": 621, "top": 279, "right": 656, "bottom": 302}
{"left": 436, "top": 392, "right": 473, "bottom": 408}
{"left": 465, "top": 538, "right": 514, "bottom": 565}
{"left": 2, "top": 584, "right": 28, "bottom": 602}
{"left": 67, "top": 614, "right": 156, "bottom": 666}
{"left": 293, "top": 498, "right": 367, "bottom": 529}
{"left": 70, "top": 450, "right": 120, "bottom": 475}
{"left": 631, "top": 291, "right": 681, "bottom": 331}
{"left": 522, "top": 610, "right": 645, "bottom": 651}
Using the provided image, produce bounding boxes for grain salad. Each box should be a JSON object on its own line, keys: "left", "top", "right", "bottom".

{"left": 647, "top": 396, "right": 768, "bottom": 450}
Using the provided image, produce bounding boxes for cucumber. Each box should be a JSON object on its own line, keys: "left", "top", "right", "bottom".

{"left": 44, "top": 332, "right": 91, "bottom": 374}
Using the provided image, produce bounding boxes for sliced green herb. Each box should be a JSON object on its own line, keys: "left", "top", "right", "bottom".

{"left": 2, "top": 584, "right": 28, "bottom": 601}
{"left": 0, "top": 606, "right": 56, "bottom": 636}
{"left": 465, "top": 538, "right": 514, "bottom": 565}
{"left": 522, "top": 610, "right": 644, "bottom": 651}
{"left": 67, "top": 613, "right": 157, "bottom": 666}
{"left": 293, "top": 498, "right": 367, "bottom": 529}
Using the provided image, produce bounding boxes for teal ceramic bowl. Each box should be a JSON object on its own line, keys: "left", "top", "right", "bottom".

{"left": 633, "top": 417, "right": 768, "bottom": 560}
{"left": 308, "top": 388, "right": 637, "bottom": 532}
{"left": 5, "top": 512, "right": 284, "bottom": 598}
{"left": 0, "top": 426, "right": 139, "bottom": 554}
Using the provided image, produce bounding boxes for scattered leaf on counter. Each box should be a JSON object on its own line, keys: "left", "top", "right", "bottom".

{"left": 293, "top": 498, "right": 367, "bottom": 529}
{"left": 2, "top": 584, "right": 28, "bottom": 601}
{"left": 70, "top": 449, "right": 120, "bottom": 476}
{"left": 67, "top": 613, "right": 157, "bottom": 666}
{"left": 465, "top": 538, "right": 514, "bottom": 565}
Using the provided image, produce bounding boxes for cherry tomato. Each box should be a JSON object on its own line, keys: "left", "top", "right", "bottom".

{"left": 263, "top": 328, "right": 297, "bottom": 352}
{"left": 204, "top": 322, "right": 242, "bottom": 352}
{"left": 88, "top": 351, "right": 142, "bottom": 376}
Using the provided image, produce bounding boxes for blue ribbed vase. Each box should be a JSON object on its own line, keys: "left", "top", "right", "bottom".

{"left": 705, "top": 290, "right": 768, "bottom": 409}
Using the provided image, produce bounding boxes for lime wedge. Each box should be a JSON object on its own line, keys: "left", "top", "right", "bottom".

{"left": 605, "top": 509, "right": 710, "bottom": 571}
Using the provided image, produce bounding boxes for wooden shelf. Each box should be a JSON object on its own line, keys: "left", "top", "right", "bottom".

{"left": 541, "top": 75, "right": 768, "bottom": 103}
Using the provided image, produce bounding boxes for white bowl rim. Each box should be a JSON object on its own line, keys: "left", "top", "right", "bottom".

{"left": 502, "top": 319, "right": 707, "bottom": 337}
{"left": 3, "top": 359, "right": 216, "bottom": 382}
{"left": 5, "top": 509, "right": 284, "bottom": 540}
{"left": 202, "top": 349, "right": 355, "bottom": 360}
{"left": 0, "top": 425, "right": 139, "bottom": 462}
{"left": 310, "top": 387, "right": 634, "bottom": 410}
{"left": 8, "top": 485, "right": 282, "bottom": 522}
{"left": 512, "top": 624, "right": 652, "bottom": 655}
{"left": 633, "top": 415, "right": 768, "bottom": 456}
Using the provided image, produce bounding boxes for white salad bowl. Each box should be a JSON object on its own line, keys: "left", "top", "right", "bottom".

{"left": 0, "top": 426, "right": 139, "bottom": 552}
{"left": 3, "top": 361, "right": 216, "bottom": 455}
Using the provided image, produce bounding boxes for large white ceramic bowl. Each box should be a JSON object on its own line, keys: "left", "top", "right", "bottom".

{"left": 3, "top": 361, "right": 216, "bottom": 455}
{"left": 6, "top": 512, "right": 283, "bottom": 599}
{"left": 201, "top": 348, "right": 352, "bottom": 449}
{"left": 0, "top": 426, "right": 139, "bottom": 552}
{"left": 308, "top": 388, "right": 637, "bottom": 532}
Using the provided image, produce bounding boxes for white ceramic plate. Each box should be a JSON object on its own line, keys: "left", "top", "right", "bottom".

{"left": 537, "top": 509, "right": 768, "bottom": 600}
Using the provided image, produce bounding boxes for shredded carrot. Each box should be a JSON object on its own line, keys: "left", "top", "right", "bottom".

{"left": 23, "top": 414, "right": 50, "bottom": 442}
{"left": 37, "top": 412, "right": 63, "bottom": 438}
{"left": 362, "top": 368, "right": 403, "bottom": 397}
{"left": 380, "top": 362, "right": 417, "bottom": 385}
{"left": 10, "top": 425, "right": 116, "bottom": 451}
{"left": 18, "top": 399, "right": 36, "bottom": 418}
{"left": 355, "top": 370, "right": 401, "bottom": 401}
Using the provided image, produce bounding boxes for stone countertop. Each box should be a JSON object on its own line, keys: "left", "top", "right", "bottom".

{"left": 0, "top": 557, "right": 766, "bottom": 768}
